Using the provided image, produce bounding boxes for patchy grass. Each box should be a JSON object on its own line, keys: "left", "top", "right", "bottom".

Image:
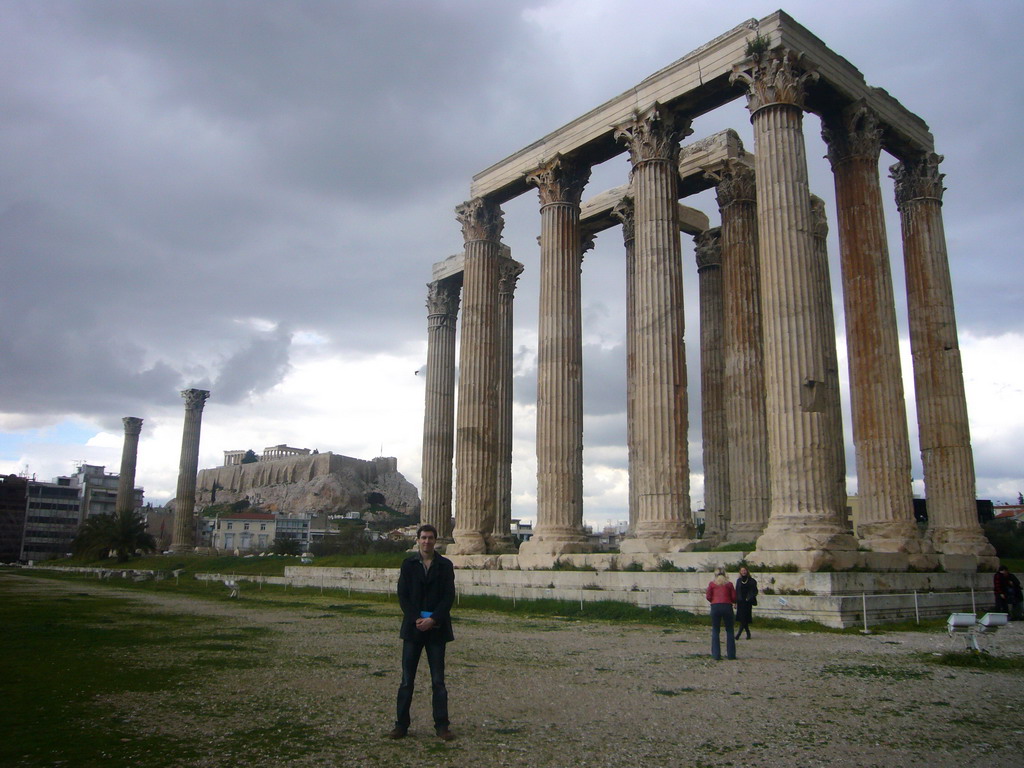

{"left": 921, "top": 652, "right": 1024, "bottom": 673}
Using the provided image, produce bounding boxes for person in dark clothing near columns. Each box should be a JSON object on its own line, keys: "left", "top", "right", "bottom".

{"left": 390, "top": 524, "right": 456, "bottom": 741}
{"left": 735, "top": 566, "right": 758, "bottom": 640}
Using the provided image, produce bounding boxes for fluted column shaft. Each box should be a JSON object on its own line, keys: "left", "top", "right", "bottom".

{"left": 171, "top": 389, "right": 209, "bottom": 552}
{"left": 421, "top": 278, "right": 461, "bottom": 539}
{"left": 521, "top": 156, "right": 591, "bottom": 555}
{"left": 809, "top": 197, "right": 851, "bottom": 528}
{"left": 695, "top": 229, "right": 729, "bottom": 542}
{"left": 824, "top": 107, "right": 921, "bottom": 552}
{"left": 492, "top": 259, "right": 523, "bottom": 549}
{"left": 732, "top": 50, "right": 854, "bottom": 558}
{"left": 891, "top": 154, "right": 994, "bottom": 558}
{"left": 450, "top": 198, "right": 504, "bottom": 556}
{"left": 115, "top": 417, "right": 143, "bottom": 517}
{"left": 614, "top": 105, "right": 695, "bottom": 550}
{"left": 612, "top": 197, "right": 638, "bottom": 534}
{"left": 716, "top": 161, "right": 769, "bottom": 542}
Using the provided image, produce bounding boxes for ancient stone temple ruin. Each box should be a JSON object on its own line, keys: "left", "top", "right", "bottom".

{"left": 421, "top": 11, "right": 994, "bottom": 571}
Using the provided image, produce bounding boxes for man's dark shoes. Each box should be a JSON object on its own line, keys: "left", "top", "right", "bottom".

{"left": 388, "top": 728, "right": 407, "bottom": 740}
{"left": 436, "top": 728, "right": 455, "bottom": 742}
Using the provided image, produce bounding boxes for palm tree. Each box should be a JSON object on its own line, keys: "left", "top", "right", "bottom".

{"left": 73, "top": 508, "right": 157, "bottom": 562}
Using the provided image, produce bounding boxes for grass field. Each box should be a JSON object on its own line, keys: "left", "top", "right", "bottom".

{"left": 4, "top": 568, "right": 1022, "bottom": 768}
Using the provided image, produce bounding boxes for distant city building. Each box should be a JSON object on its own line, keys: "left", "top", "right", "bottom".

{"left": 0, "top": 465, "right": 144, "bottom": 562}
{"left": 212, "top": 511, "right": 277, "bottom": 553}
{"left": 275, "top": 515, "right": 312, "bottom": 550}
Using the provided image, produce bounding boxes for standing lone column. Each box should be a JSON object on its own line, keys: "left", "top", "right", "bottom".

{"left": 695, "top": 228, "right": 729, "bottom": 545}
{"left": 714, "top": 160, "right": 769, "bottom": 543}
{"left": 732, "top": 48, "right": 856, "bottom": 568}
{"left": 115, "top": 417, "right": 143, "bottom": 517}
{"left": 611, "top": 196, "right": 639, "bottom": 535}
{"left": 449, "top": 198, "right": 505, "bottom": 556}
{"left": 822, "top": 104, "right": 923, "bottom": 553}
{"left": 492, "top": 257, "right": 524, "bottom": 551}
{"left": 891, "top": 153, "right": 995, "bottom": 561}
{"left": 171, "top": 389, "right": 209, "bottom": 553}
{"left": 421, "top": 277, "right": 461, "bottom": 539}
{"left": 614, "top": 104, "right": 695, "bottom": 552}
{"left": 521, "top": 155, "right": 592, "bottom": 555}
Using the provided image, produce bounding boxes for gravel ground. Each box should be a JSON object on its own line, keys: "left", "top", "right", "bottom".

{"left": 13, "top": 574, "right": 1024, "bottom": 768}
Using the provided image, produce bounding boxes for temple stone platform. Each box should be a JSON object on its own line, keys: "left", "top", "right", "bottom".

{"left": 281, "top": 561, "right": 991, "bottom": 629}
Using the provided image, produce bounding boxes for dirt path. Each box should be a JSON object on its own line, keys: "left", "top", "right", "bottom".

{"left": 9, "top": 573, "right": 1024, "bottom": 767}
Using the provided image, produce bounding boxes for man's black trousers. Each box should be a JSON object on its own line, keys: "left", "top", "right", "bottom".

{"left": 395, "top": 639, "right": 449, "bottom": 731}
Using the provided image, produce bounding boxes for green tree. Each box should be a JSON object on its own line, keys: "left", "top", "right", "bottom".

{"left": 241, "top": 450, "right": 259, "bottom": 464}
{"left": 73, "top": 509, "right": 157, "bottom": 562}
{"left": 271, "top": 537, "right": 303, "bottom": 556}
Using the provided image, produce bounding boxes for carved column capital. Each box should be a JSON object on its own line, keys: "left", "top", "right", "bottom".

{"left": 695, "top": 228, "right": 722, "bottom": 271}
{"left": 710, "top": 160, "right": 757, "bottom": 209}
{"left": 181, "top": 389, "right": 210, "bottom": 411}
{"left": 613, "top": 103, "right": 692, "bottom": 167}
{"left": 526, "top": 154, "right": 591, "bottom": 207}
{"left": 730, "top": 47, "right": 818, "bottom": 114}
{"left": 610, "top": 195, "right": 635, "bottom": 243}
{"left": 809, "top": 195, "right": 829, "bottom": 240}
{"left": 890, "top": 153, "right": 946, "bottom": 210}
{"left": 455, "top": 197, "right": 504, "bottom": 243}
{"left": 426, "top": 279, "right": 461, "bottom": 317}
{"left": 122, "top": 416, "right": 143, "bottom": 436}
{"left": 822, "top": 102, "right": 883, "bottom": 167}
{"left": 497, "top": 260, "right": 524, "bottom": 296}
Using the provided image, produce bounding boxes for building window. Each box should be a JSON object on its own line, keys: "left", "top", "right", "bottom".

{"left": 244, "top": 523, "right": 250, "bottom": 531}
{"left": 258, "top": 534, "right": 268, "bottom": 548}
{"left": 227, "top": 522, "right": 233, "bottom": 530}
{"left": 225, "top": 533, "right": 235, "bottom": 548}
{"left": 260, "top": 523, "right": 267, "bottom": 531}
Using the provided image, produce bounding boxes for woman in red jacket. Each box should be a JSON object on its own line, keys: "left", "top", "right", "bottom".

{"left": 706, "top": 567, "right": 737, "bottom": 660}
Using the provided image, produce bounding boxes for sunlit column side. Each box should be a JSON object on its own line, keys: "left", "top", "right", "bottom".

{"left": 713, "top": 160, "right": 769, "bottom": 543}
{"left": 611, "top": 196, "right": 638, "bottom": 536}
{"left": 732, "top": 49, "right": 857, "bottom": 568}
{"left": 449, "top": 198, "right": 505, "bottom": 556}
{"left": 891, "top": 154, "right": 996, "bottom": 562}
{"left": 808, "top": 196, "right": 852, "bottom": 530}
{"left": 614, "top": 104, "right": 696, "bottom": 552}
{"left": 695, "top": 228, "right": 729, "bottom": 545}
{"left": 492, "top": 257, "right": 524, "bottom": 551}
{"left": 171, "top": 389, "right": 209, "bottom": 553}
{"left": 520, "top": 155, "right": 593, "bottom": 555}
{"left": 421, "top": 277, "right": 461, "bottom": 540}
{"left": 115, "top": 417, "right": 143, "bottom": 517}
{"left": 822, "top": 105, "right": 924, "bottom": 554}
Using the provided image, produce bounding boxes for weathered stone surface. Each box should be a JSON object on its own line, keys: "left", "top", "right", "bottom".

{"left": 171, "top": 389, "right": 209, "bottom": 553}
{"left": 196, "top": 453, "right": 419, "bottom": 517}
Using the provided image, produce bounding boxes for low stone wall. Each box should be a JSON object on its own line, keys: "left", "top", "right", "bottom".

{"left": 22, "top": 564, "right": 995, "bottom": 628}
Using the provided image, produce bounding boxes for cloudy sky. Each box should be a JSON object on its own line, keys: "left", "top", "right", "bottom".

{"left": 3, "top": 0, "right": 1023, "bottom": 528}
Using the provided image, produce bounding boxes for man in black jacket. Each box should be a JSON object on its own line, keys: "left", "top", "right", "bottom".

{"left": 390, "top": 524, "right": 456, "bottom": 741}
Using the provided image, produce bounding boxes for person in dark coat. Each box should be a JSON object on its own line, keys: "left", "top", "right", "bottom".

{"left": 734, "top": 566, "right": 758, "bottom": 640}
{"left": 994, "top": 565, "right": 1022, "bottom": 619}
{"left": 390, "top": 524, "right": 456, "bottom": 741}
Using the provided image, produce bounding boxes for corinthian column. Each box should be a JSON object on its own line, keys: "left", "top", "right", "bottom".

{"left": 171, "top": 389, "right": 209, "bottom": 553}
{"left": 611, "top": 197, "right": 638, "bottom": 534}
{"left": 492, "top": 257, "right": 524, "bottom": 551}
{"left": 449, "top": 197, "right": 504, "bottom": 556}
{"left": 421, "top": 277, "right": 461, "bottom": 539}
{"left": 614, "top": 104, "right": 695, "bottom": 552}
{"left": 520, "top": 155, "right": 592, "bottom": 555}
{"left": 695, "top": 228, "right": 729, "bottom": 544}
{"left": 891, "top": 153, "right": 995, "bottom": 561}
{"left": 731, "top": 49, "right": 856, "bottom": 567}
{"left": 713, "top": 160, "right": 769, "bottom": 543}
{"left": 115, "top": 417, "right": 143, "bottom": 517}
{"left": 822, "top": 104, "right": 923, "bottom": 553}
{"left": 808, "top": 196, "right": 851, "bottom": 528}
